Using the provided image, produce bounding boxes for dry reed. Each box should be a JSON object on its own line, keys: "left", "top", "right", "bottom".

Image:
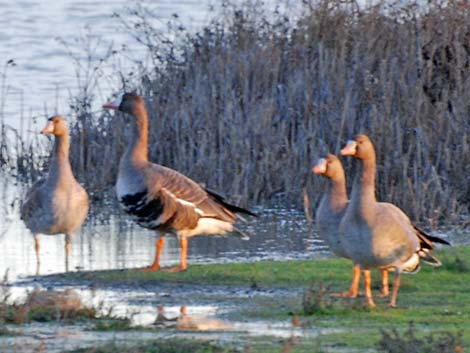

{"left": 1, "top": 0, "right": 469, "bottom": 227}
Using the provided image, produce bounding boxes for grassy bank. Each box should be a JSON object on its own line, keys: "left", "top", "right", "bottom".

{"left": 1, "top": 0, "right": 469, "bottom": 227}
{"left": 59, "top": 247, "right": 469, "bottom": 289}
{"left": 52, "top": 246, "right": 470, "bottom": 351}
{"left": 67, "top": 339, "right": 241, "bottom": 353}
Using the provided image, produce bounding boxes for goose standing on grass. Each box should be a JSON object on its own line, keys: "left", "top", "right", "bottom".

{"left": 20, "top": 116, "right": 89, "bottom": 274}
{"left": 102, "top": 92, "right": 255, "bottom": 272}
{"left": 339, "top": 134, "right": 450, "bottom": 307}
{"left": 313, "top": 154, "right": 389, "bottom": 298}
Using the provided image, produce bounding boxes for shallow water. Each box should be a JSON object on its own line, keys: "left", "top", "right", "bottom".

{"left": 0, "top": 172, "right": 328, "bottom": 281}
{"left": 0, "top": 0, "right": 217, "bottom": 128}
{"left": 0, "top": 168, "right": 330, "bottom": 350}
{"left": 1, "top": 278, "right": 330, "bottom": 353}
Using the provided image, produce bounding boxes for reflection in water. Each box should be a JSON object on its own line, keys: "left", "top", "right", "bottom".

{"left": 0, "top": 173, "right": 329, "bottom": 281}
{"left": 1, "top": 280, "right": 313, "bottom": 353}
{"left": 154, "top": 305, "right": 232, "bottom": 331}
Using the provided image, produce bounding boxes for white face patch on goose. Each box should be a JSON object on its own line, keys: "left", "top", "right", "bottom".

{"left": 313, "top": 158, "right": 327, "bottom": 174}
{"left": 104, "top": 92, "right": 125, "bottom": 110}
{"left": 115, "top": 92, "right": 125, "bottom": 106}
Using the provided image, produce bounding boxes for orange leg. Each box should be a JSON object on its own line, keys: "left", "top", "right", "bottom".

{"left": 363, "top": 269, "right": 376, "bottom": 307}
{"left": 347, "top": 264, "right": 361, "bottom": 297}
{"left": 380, "top": 269, "right": 389, "bottom": 297}
{"left": 162, "top": 237, "right": 188, "bottom": 273}
{"left": 180, "top": 237, "right": 188, "bottom": 270}
{"left": 389, "top": 272, "right": 401, "bottom": 308}
{"left": 65, "top": 234, "right": 71, "bottom": 272}
{"left": 332, "top": 263, "right": 361, "bottom": 297}
{"left": 142, "top": 237, "right": 165, "bottom": 272}
{"left": 34, "top": 234, "right": 40, "bottom": 275}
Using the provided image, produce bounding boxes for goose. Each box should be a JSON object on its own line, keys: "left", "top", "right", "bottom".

{"left": 20, "top": 116, "right": 89, "bottom": 274}
{"left": 339, "top": 134, "right": 450, "bottom": 307}
{"left": 102, "top": 92, "right": 255, "bottom": 272}
{"left": 313, "top": 154, "right": 389, "bottom": 298}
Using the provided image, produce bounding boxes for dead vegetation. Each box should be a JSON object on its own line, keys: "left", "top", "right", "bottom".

{"left": 1, "top": 0, "right": 469, "bottom": 226}
{"left": 0, "top": 287, "right": 97, "bottom": 324}
{"left": 377, "top": 321, "right": 464, "bottom": 353}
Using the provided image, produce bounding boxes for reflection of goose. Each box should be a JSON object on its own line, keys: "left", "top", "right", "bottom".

{"left": 153, "top": 305, "right": 231, "bottom": 331}
{"left": 20, "top": 116, "right": 89, "bottom": 274}
{"left": 153, "top": 305, "right": 178, "bottom": 328}
{"left": 103, "top": 92, "right": 255, "bottom": 272}
{"left": 313, "top": 154, "right": 389, "bottom": 297}
{"left": 340, "top": 134, "right": 450, "bottom": 307}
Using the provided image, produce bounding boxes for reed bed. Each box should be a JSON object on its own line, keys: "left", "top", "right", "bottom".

{"left": 1, "top": 0, "right": 469, "bottom": 227}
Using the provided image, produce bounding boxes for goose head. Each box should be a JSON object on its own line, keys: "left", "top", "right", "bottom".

{"left": 103, "top": 92, "right": 144, "bottom": 114}
{"left": 40, "top": 115, "right": 68, "bottom": 136}
{"left": 340, "top": 134, "right": 375, "bottom": 160}
{"left": 312, "top": 154, "right": 345, "bottom": 180}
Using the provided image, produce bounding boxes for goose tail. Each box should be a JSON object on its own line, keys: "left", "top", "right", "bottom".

{"left": 413, "top": 225, "right": 451, "bottom": 248}
{"left": 204, "top": 187, "right": 258, "bottom": 217}
{"left": 418, "top": 249, "right": 442, "bottom": 267}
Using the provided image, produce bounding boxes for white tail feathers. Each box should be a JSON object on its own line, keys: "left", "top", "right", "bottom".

{"left": 418, "top": 249, "right": 442, "bottom": 267}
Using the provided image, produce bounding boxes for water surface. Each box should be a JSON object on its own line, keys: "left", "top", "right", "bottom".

{"left": 0, "top": 0, "right": 218, "bottom": 128}
{"left": 0, "top": 172, "right": 328, "bottom": 281}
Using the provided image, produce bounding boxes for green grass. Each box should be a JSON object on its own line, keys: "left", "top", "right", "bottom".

{"left": 66, "top": 339, "right": 241, "bottom": 353}
{"left": 55, "top": 247, "right": 470, "bottom": 352}
{"left": 58, "top": 257, "right": 357, "bottom": 288}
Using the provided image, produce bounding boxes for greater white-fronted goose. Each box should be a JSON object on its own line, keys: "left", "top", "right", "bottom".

{"left": 313, "top": 154, "right": 389, "bottom": 298}
{"left": 103, "top": 92, "right": 255, "bottom": 272}
{"left": 339, "top": 134, "right": 450, "bottom": 307}
{"left": 20, "top": 116, "right": 89, "bottom": 274}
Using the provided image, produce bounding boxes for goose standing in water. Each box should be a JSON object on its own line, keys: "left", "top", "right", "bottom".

{"left": 339, "top": 134, "right": 450, "bottom": 307}
{"left": 103, "top": 92, "right": 255, "bottom": 272}
{"left": 20, "top": 116, "right": 89, "bottom": 274}
{"left": 313, "top": 154, "right": 389, "bottom": 298}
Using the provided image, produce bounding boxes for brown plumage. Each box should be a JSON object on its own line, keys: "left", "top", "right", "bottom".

{"left": 339, "top": 134, "right": 449, "bottom": 307}
{"left": 313, "top": 154, "right": 389, "bottom": 298}
{"left": 103, "top": 92, "right": 254, "bottom": 272}
{"left": 20, "top": 116, "right": 89, "bottom": 274}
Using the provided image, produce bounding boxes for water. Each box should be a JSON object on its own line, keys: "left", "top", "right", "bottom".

{"left": 0, "top": 172, "right": 327, "bottom": 281}
{"left": 0, "top": 0, "right": 307, "bottom": 132}
{"left": 0, "top": 170, "right": 330, "bottom": 348}
{"left": 0, "top": 0, "right": 221, "bottom": 129}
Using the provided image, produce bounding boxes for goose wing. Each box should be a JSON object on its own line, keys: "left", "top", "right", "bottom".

{"left": 144, "top": 164, "right": 239, "bottom": 230}
{"left": 20, "top": 179, "right": 55, "bottom": 232}
{"left": 20, "top": 179, "right": 46, "bottom": 221}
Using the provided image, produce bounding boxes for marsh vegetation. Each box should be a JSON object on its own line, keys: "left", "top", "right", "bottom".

{"left": 1, "top": 0, "right": 469, "bottom": 227}
{"left": 0, "top": 1, "right": 469, "bottom": 352}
